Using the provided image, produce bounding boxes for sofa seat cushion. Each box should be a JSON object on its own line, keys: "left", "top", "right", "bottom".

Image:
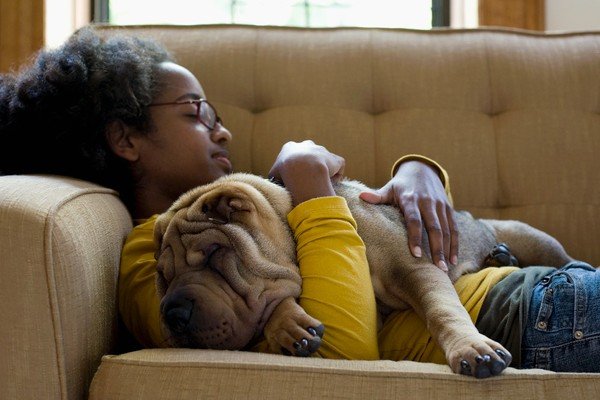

{"left": 89, "top": 348, "right": 600, "bottom": 399}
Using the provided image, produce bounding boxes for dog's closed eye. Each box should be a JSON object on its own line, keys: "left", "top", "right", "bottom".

{"left": 156, "top": 269, "right": 169, "bottom": 296}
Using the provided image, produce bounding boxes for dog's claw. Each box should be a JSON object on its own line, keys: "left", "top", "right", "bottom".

{"left": 310, "top": 324, "right": 325, "bottom": 338}
{"left": 495, "top": 349, "right": 509, "bottom": 361}
{"left": 466, "top": 353, "right": 506, "bottom": 378}
{"left": 460, "top": 360, "right": 472, "bottom": 376}
{"left": 284, "top": 327, "right": 324, "bottom": 357}
{"left": 476, "top": 354, "right": 490, "bottom": 364}
{"left": 292, "top": 337, "right": 319, "bottom": 357}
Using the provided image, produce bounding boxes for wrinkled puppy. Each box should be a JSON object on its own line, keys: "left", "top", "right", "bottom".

{"left": 154, "top": 173, "right": 573, "bottom": 378}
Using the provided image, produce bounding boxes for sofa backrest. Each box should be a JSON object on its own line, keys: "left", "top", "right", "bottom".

{"left": 98, "top": 25, "right": 600, "bottom": 262}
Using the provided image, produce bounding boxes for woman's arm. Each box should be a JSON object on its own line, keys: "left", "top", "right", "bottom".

{"left": 287, "top": 197, "right": 379, "bottom": 359}
{"left": 268, "top": 140, "right": 379, "bottom": 359}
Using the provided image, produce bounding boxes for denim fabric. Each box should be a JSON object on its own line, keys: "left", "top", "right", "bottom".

{"left": 522, "top": 261, "right": 600, "bottom": 372}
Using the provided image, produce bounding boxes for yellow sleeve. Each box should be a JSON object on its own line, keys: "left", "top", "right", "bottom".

{"left": 391, "top": 154, "right": 453, "bottom": 206}
{"left": 378, "top": 267, "right": 518, "bottom": 363}
{"left": 118, "top": 215, "right": 166, "bottom": 348}
{"left": 287, "top": 196, "right": 379, "bottom": 360}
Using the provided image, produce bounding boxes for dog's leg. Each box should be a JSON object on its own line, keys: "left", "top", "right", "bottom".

{"left": 381, "top": 264, "right": 512, "bottom": 378}
{"left": 263, "top": 297, "right": 325, "bottom": 357}
{"left": 482, "top": 220, "right": 573, "bottom": 267}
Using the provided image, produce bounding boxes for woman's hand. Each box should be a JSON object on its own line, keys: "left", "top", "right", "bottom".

{"left": 268, "top": 140, "right": 345, "bottom": 206}
{"left": 359, "top": 161, "right": 458, "bottom": 272}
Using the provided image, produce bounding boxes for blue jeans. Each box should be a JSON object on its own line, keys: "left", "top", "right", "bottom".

{"left": 522, "top": 261, "right": 600, "bottom": 372}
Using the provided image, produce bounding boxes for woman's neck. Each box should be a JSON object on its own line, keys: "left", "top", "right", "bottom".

{"left": 131, "top": 185, "right": 176, "bottom": 220}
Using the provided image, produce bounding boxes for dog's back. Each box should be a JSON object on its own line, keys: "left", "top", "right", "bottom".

{"left": 334, "top": 179, "right": 498, "bottom": 311}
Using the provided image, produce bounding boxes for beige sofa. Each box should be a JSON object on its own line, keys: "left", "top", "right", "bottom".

{"left": 1, "top": 24, "right": 599, "bottom": 400}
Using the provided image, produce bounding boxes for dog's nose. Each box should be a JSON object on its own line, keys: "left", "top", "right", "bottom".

{"left": 163, "top": 298, "right": 194, "bottom": 333}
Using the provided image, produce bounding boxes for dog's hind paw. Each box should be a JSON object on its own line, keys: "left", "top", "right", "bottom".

{"left": 484, "top": 243, "right": 519, "bottom": 267}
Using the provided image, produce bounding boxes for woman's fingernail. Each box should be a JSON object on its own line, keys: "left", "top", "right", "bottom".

{"left": 438, "top": 260, "right": 448, "bottom": 271}
{"left": 413, "top": 246, "right": 422, "bottom": 258}
{"left": 451, "top": 255, "right": 458, "bottom": 265}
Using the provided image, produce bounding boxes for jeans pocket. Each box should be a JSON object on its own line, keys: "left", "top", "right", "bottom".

{"left": 534, "top": 273, "right": 575, "bottom": 333}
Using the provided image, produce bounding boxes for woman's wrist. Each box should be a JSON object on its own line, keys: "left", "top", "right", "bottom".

{"left": 395, "top": 160, "right": 440, "bottom": 182}
{"left": 280, "top": 159, "right": 336, "bottom": 206}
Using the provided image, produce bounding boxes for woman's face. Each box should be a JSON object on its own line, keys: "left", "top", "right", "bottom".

{"left": 135, "top": 62, "right": 233, "bottom": 202}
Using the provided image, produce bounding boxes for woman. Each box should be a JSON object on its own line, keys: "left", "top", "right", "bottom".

{"left": 0, "top": 28, "right": 459, "bottom": 364}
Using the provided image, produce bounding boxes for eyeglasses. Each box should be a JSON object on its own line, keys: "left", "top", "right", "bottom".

{"left": 148, "top": 99, "right": 223, "bottom": 130}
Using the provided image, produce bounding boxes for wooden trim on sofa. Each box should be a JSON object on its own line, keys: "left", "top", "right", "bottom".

{"left": 479, "top": 0, "right": 545, "bottom": 31}
{"left": 0, "top": 0, "right": 45, "bottom": 73}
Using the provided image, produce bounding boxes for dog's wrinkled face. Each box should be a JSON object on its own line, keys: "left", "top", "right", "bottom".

{"left": 154, "top": 173, "right": 301, "bottom": 349}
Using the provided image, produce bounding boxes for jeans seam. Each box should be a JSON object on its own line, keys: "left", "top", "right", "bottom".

{"left": 572, "top": 271, "right": 587, "bottom": 335}
{"left": 523, "top": 331, "right": 600, "bottom": 352}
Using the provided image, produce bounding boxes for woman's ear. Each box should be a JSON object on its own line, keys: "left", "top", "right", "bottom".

{"left": 105, "top": 120, "right": 141, "bottom": 162}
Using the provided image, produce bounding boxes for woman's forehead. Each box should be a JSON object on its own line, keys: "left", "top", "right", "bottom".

{"left": 155, "top": 62, "right": 206, "bottom": 101}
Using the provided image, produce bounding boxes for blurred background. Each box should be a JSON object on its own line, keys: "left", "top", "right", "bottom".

{"left": 1, "top": 0, "right": 599, "bottom": 73}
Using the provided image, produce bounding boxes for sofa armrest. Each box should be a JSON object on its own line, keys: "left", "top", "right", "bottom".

{"left": 0, "top": 175, "right": 132, "bottom": 400}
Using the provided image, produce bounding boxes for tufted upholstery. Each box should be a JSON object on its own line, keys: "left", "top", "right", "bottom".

{"left": 102, "top": 25, "right": 600, "bottom": 264}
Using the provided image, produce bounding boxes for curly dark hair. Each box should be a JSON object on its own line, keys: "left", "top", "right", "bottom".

{"left": 0, "top": 27, "right": 172, "bottom": 206}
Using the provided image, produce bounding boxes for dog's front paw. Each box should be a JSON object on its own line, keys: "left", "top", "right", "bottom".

{"left": 279, "top": 324, "right": 325, "bottom": 357}
{"left": 447, "top": 334, "right": 512, "bottom": 378}
{"left": 264, "top": 297, "right": 325, "bottom": 357}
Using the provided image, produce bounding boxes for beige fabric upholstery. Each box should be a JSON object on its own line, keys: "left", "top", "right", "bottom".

{"left": 2, "top": 25, "right": 599, "bottom": 399}
{"left": 90, "top": 349, "right": 600, "bottom": 400}
{"left": 0, "top": 175, "right": 132, "bottom": 399}
{"left": 101, "top": 25, "right": 600, "bottom": 264}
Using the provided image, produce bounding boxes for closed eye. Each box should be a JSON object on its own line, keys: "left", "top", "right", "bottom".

{"left": 156, "top": 269, "right": 169, "bottom": 296}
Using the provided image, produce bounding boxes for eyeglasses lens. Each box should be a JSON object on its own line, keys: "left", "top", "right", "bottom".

{"left": 199, "top": 101, "right": 216, "bottom": 129}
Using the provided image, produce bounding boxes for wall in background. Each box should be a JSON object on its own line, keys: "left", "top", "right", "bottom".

{"left": 0, "top": 0, "right": 44, "bottom": 73}
{"left": 546, "top": 0, "right": 600, "bottom": 31}
{"left": 2, "top": 1, "right": 600, "bottom": 73}
{"left": 45, "top": 0, "right": 90, "bottom": 48}
{"left": 479, "top": 0, "right": 544, "bottom": 30}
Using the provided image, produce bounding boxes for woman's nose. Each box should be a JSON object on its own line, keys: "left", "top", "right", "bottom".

{"left": 210, "top": 123, "right": 232, "bottom": 144}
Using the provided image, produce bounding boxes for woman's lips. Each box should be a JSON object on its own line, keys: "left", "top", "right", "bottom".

{"left": 213, "top": 153, "right": 232, "bottom": 172}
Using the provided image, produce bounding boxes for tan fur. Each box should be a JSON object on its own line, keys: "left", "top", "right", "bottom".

{"left": 155, "top": 173, "right": 573, "bottom": 375}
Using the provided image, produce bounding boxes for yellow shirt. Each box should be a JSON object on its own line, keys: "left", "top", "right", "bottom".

{"left": 119, "top": 155, "right": 454, "bottom": 360}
